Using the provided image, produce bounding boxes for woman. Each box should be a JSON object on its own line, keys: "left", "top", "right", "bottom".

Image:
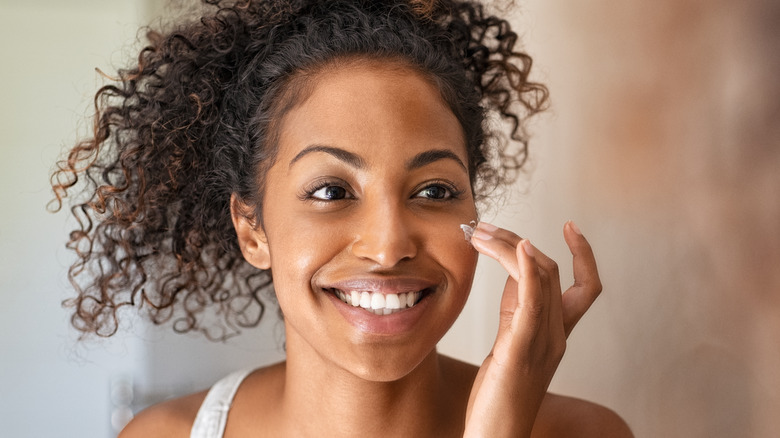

{"left": 51, "top": 0, "right": 632, "bottom": 436}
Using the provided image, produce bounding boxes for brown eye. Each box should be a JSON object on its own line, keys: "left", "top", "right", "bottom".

{"left": 311, "top": 185, "right": 349, "bottom": 200}
{"left": 416, "top": 185, "right": 450, "bottom": 200}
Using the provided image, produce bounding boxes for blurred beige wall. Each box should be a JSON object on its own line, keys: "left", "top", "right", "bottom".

{"left": 0, "top": 2, "right": 151, "bottom": 437}
{"left": 445, "top": 1, "right": 780, "bottom": 436}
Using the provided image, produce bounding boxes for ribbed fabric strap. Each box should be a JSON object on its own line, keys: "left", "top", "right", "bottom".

{"left": 190, "top": 369, "right": 254, "bottom": 438}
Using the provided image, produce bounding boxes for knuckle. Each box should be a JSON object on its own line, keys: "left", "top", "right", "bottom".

{"left": 537, "top": 266, "right": 548, "bottom": 282}
{"left": 523, "top": 302, "right": 545, "bottom": 320}
{"left": 549, "top": 260, "right": 560, "bottom": 277}
{"left": 548, "top": 335, "right": 566, "bottom": 360}
{"left": 499, "top": 228, "right": 522, "bottom": 242}
{"left": 499, "top": 308, "right": 515, "bottom": 325}
{"left": 497, "top": 251, "right": 515, "bottom": 268}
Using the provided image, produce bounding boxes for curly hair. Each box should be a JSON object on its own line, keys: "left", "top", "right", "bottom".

{"left": 50, "top": 0, "right": 548, "bottom": 340}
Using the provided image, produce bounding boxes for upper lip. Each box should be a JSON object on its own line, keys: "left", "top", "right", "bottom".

{"left": 320, "top": 277, "right": 438, "bottom": 295}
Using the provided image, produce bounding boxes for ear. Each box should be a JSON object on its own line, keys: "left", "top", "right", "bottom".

{"left": 230, "top": 194, "right": 271, "bottom": 270}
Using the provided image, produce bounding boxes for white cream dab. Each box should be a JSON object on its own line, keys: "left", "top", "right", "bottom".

{"left": 460, "top": 220, "right": 477, "bottom": 242}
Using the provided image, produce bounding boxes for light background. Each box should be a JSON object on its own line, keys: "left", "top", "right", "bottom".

{"left": 1, "top": 1, "right": 778, "bottom": 437}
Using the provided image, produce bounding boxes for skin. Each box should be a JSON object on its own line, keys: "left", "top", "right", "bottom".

{"left": 119, "top": 61, "right": 633, "bottom": 437}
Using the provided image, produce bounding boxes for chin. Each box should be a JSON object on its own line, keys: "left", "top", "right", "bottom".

{"left": 345, "top": 348, "right": 437, "bottom": 383}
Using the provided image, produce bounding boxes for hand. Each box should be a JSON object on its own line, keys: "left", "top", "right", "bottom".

{"left": 463, "top": 221, "right": 602, "bottom": 438}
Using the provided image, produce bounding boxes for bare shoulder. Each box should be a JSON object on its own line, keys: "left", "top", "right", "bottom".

{"left": 118, "top": 390, "right": 208, "bottom": 438}
{"left": 533, "top": 393, "right": 634, "bottom": 438}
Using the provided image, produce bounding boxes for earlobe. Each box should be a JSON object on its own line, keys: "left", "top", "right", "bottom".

{"left": 230, "top": 194, "right": 271, "bottom": 270}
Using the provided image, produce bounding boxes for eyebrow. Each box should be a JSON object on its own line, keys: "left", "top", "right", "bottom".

{"left": 405, "top": 149, "right": 467, "bottom": 171}
{"left": 289, "top": 145, "right": 366, "bottom": 169}
{"left": 288, "top": 144, "right": 467, "bottom": 171}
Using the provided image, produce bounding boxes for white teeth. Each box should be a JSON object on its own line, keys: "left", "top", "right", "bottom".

{"left": 385, "top": 293, "right": 401, "bottom": 309}
{"left": 333, "top": 289, "right": 425, "bottom": 314}
{"left": 370, "top": 293, "right": 385, "bottom": 309}
{"left": 400, "top": 292, "right": 419, "bottom": 308}
{"left": 359, "top": 292, "right": 371, "bottom": 309}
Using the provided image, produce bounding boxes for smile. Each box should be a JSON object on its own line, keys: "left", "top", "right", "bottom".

{"left": 329, "top": 289, "right": 426, "bottom": 315}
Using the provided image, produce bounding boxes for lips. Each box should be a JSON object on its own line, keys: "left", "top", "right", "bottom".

{"left": 317, "top": 277, "right": 441, "bottom": 335}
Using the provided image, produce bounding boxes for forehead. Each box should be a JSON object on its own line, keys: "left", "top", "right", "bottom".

{"left": 275, "top": 60, "right": 467, "bottom": 164}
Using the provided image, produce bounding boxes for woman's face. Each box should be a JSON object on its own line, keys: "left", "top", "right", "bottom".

{"left": 242, "top": 61, "right": 478, "bottom": 381}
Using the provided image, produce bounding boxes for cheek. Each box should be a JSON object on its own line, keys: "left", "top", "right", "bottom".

{"left": 423, "top": 218, "right": 479, "bottom": 290}
{"left": 265, "top": 226, "right": 333, "bottom": 323}
{"left": 264, "top": 210, "right": 351, "bottom": 301}
{"left": 267, "top": 222, "right": 326, "bottom": 285}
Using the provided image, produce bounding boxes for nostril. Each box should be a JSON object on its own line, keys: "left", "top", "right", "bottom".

{"left": 349, "top": 228, "right": 418, "bottom": 267}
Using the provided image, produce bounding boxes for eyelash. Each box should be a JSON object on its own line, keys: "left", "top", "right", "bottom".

{"left": 299, "top": 178, "right": 353, "bottom": 202}
{"left": 413, "top": 180, "right": 464, "bottom": 201}
{"left": 299, "top": 179, "right": 464, "bottom": 202}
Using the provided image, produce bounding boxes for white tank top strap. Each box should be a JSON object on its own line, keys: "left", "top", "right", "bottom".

{"left": 190, "top": 368, "right": 255, "bottom": 438}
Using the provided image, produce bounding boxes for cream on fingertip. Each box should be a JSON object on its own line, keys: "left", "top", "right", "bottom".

{"left": 459, "top": 220, "right": 477, "bottom": 241}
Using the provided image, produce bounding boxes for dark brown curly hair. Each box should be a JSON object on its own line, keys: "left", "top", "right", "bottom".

{"left": 50, "top": 0, "right": 548, "bottom": 340}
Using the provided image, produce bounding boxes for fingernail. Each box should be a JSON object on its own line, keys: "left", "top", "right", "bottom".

{"left": 477, "top": 221, "right": 498, "bottom": 231}
{"left": 471, "top": 228, "right": 493, "bottom": 241}
{"left": 522, "top": 239, "right": 534, "bottom": 257}
{"left": 568, "top": 221, "right": 583, "bottom": 235}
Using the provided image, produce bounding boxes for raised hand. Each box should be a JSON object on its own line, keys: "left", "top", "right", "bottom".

{"left": 463, "top": 221, "right": 602, "bottom": 437}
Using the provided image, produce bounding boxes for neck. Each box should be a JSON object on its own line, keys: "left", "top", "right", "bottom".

{"left": 279, "top": 329, "right": 463, "bottom": 437}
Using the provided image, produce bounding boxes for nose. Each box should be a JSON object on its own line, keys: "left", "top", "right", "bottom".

{"left": 349, "top": 200, "right": 418, "bottom": 267}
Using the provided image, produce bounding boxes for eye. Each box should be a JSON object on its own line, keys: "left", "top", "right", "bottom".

{"left": 310, "top": 185, "right": 349, "bottom": 200}
{"left": 299, "top": 177, "right": 356, "bottom": 203}
{"left": 415, "top": 183, "right": 459, "bottom": 200}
